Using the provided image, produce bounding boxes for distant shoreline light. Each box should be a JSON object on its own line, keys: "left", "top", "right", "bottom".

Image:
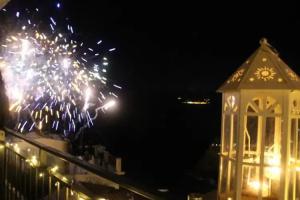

{"left": 182, "top": 99, "right": 210, "bottom": 105}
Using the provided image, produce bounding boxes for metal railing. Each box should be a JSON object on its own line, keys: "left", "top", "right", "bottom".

{"left": 0, "top": 128, "right": 163, "bottom": 200}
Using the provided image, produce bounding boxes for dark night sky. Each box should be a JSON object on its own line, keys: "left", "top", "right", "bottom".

{"left": 62, "top": 0, "right": 300, "bottom": 172}
{"left": 3, "top": 0, "right": 300, "bottom": 198}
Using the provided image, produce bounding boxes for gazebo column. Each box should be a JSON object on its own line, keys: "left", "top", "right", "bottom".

{"left": 280, "top": 93, "right": 290, "bottom": 200}
{"left": 235, "top": 100, "right": 245, "bottom": 200}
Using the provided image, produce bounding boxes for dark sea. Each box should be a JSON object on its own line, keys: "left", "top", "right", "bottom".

{"left": 83, "top": 91, "right": 221, "bottom": 199}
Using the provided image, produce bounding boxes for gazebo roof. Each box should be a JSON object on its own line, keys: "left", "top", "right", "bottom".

{"left": 218, "top": 38, "right": 300, "bottom": 92}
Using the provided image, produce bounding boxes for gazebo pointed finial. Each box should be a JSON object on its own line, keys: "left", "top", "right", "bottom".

{"left": 260, "top": 37, "right": 269, "bottom": 46}
{"left": 259, "top": 37, "right": 279, "bottom": 56}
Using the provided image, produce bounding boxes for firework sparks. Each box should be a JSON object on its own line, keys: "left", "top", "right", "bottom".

{"left": 0, "top": 6, "right": 120, "bottom": 135}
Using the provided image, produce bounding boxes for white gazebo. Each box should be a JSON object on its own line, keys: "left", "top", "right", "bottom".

{"left": 218, "top": 38, "right": 300, "bottom": 200}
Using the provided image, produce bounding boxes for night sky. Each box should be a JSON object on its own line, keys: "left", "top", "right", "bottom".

{"left": 2, "top": 1, "right": 300, "bottom": 198}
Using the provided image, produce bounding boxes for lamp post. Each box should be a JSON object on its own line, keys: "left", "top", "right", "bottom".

{"left": 217, "top": 38, "right": 300, "bottom": 200}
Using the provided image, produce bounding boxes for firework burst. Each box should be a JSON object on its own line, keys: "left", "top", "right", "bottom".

{"left": 0, "top": 5, "right": 120, "bottom": 136}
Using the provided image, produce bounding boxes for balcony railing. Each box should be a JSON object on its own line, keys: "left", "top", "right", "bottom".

{"left": 0, "top": 128, "right": 163, "bottom": 200}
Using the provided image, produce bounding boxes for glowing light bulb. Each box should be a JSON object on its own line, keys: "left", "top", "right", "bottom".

{"left": 50, "top": 165, "right": 59, "bottom": 173}
{"left": 62, "top": 176, "right": 68, "bottom": 182}
{"left": 13, "top": 144, "right": 20, "bottom": 153}
{"left": 30, "top": 155, "right": 39, "bottom": 167}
